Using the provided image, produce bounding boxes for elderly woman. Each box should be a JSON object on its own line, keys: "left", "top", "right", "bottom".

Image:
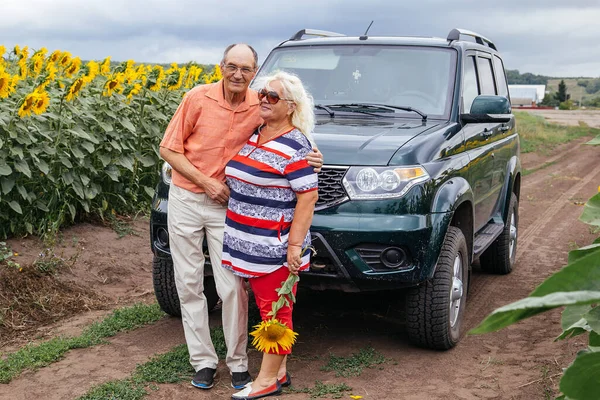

{"left": 222, "top": 71, "right": 318, "bottom": 400}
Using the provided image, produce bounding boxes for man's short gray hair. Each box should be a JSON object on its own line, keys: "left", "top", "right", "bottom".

{"left": 222, "top": 44, "right": 259, "bottom": 68}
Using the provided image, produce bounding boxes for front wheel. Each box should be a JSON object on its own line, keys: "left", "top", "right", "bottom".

{"left": 405, "top": 226, "right": 469, "bottom": 350}
{"left": 152, "top": 256, "right": 219, "bottom": 317}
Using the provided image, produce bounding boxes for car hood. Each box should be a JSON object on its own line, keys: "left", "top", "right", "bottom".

{"left": 312, "top": 117, "right": 441, "bottom": 166}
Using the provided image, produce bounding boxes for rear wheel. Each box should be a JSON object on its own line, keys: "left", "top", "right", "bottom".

{"left": 480, "top": 193, "right": 518, "bottom": 274}
{"left": 406, "top": 226, "right": 469, "bottom": 350}
{"left": 152, "top": 256, "right": 219, "bottom": 317}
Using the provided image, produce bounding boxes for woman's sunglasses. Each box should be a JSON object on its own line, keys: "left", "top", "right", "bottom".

{"left": 258, "top": 88, "right": 292, "bottom": 105}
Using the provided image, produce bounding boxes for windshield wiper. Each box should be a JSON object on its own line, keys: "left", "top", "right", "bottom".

{"left": 326, "top": 103, "right": 428, "bottom": 122}
{"left": 315, "top": 104, "right": 335, "bottom": 117}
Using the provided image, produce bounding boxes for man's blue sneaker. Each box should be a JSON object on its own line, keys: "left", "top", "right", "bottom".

{"left": 191, "top": 367, "right": 217, "bottom": 389}
{"left": 231, "top": 371, "right": 253, "bottom": 389}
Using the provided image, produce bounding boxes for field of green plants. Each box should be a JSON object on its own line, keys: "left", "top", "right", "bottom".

{"left": 0, "top": 45, "right": 221, "bottom": 239}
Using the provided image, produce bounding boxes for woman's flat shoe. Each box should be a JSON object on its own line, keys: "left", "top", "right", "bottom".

{"left": 278, "top": 372, "right": 292, "bottom": 387}
{"left": 231, "top": 381, "right": 282, "bottom": 400}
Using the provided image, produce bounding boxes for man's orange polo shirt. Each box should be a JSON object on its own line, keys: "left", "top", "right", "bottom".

{"left": 160, "top": 80, "right": 262, "bottom": 193}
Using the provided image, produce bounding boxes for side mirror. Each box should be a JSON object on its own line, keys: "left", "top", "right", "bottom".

{"left": 461, "top": 95, "right": 512, "bottom": 124}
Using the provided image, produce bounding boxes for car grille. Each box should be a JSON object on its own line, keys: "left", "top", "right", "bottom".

{"left": 316, "top": 167, "right": 348, "bottom": 210}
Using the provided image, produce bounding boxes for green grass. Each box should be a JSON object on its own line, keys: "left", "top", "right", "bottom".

{"left": 0, "top": 302, "right": 165, "bottom": 383}
{"left": 515, "top": 111, "right": 600, "bottom": 154}
{"left": 290, "top": 380, "right": 353, "bottom": 399}
{"left": 79, "top": 327, "right": 226, "bottom": 400}
{"left": 321, "top": 347, "right": 386, "bottom": 377}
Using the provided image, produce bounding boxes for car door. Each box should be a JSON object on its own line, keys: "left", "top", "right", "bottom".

{"left": 462, "top": 53, "right": 506, "bottom": 231}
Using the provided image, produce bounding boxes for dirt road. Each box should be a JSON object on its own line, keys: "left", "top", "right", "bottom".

{"left": 2, "top": 134, "right": 599, "bottom": 399}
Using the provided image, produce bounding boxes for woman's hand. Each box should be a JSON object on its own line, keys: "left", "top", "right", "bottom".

{"left": 305, "top": 147, "right": 323, "bottom": 173}
{"left": 287, "top": 244, "right": 302, "bottom": 275}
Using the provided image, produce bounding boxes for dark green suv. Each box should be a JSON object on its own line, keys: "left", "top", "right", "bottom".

{"left": 150, "top": 28, "right": 520, "bottom": 350}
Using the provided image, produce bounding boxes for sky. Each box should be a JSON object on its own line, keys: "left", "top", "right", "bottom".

{"left": 2, "top": 0, "right": 599, "bottom": 78}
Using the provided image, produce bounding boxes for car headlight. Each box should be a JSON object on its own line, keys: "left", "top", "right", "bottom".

{"left": 161, "top": 162, "right": 172, "bottom": 185}
{"left": 342, "top": 166, "right": 429, "bottom": 199}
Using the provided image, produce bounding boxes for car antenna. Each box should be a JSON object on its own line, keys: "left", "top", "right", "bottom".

{"left": 359, "top": 20, "right": 374, "bottom": 40}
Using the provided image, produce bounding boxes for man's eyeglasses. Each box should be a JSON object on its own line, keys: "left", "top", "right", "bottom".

{"left": 223, "top": 64, "right": 255, "bottom": 76}
{"left": 258, "top": 88, "right": 292, "bottom": 105}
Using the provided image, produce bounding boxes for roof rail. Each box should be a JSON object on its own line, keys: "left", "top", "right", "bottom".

{"left": 447, "top": 28, "right": 497, "bottom": 51}
{"left": 290, "top": 29, "right": 345, "bottom": 41}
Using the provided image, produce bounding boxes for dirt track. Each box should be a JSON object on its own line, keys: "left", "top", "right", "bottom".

{"left": 2, "top": 125, "right": 600, "bottom": 399}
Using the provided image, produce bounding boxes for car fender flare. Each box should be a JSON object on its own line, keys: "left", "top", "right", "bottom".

{"left": 499, "top": 155, "right": 521, "bottom": 220}
{"left": 419, "top": 178, "right": 474, "bottom": 281}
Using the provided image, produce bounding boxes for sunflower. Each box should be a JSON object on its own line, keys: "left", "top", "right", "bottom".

{"left": 31, "top": 55, "right": 44, "bottom": 75}
{"left": 18, "top": 92, "right": 37, "bottom": 118}
{"left": 0, "top": 45, "right": 6, "bottom": 58}
{"left": 250, "top": 319, "right": 298, "bottom": 354}
{"left": 66, "top": 78, "right": 86, "bottom": 101}
{"left": 0, "top": 72, "right": 11, "bottom": 98}
{"left": 65, "top": 57, "right": 81, "bottom": 77}
{"left": 147, "top": 66, "right": 165, "bottom": 92}
{"left": 103, "top": 73, "right": 124, "bottom": 96}
{"left": 19, "top": 46, "right": 29, "bottom": 60}
{"left": 18, "top": 60, "right": 28, "bottom": 79}
{"left": 58, "top": 52, "right": 72, "bottom": 67}
{"left": 32, "top": 91, "right": 50, "bottom": 115}
{"left": 8, "top": 75, "right": 19, "bottom": 95}
{"left": 125, "top": 83, "right": 142, "bottom": 103}
{"left": 100, "top": 56, "right": 111, "bottom": 75}
{"left": 48, "top": 50, "right": 61, "bottom": 63}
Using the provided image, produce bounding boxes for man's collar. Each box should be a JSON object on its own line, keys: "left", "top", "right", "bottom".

{"left": 205, "top": 80, "right": 259, "bottom": 111}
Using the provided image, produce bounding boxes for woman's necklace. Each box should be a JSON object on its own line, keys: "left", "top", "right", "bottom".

{"left": 258, "top": 124, "right": 293, "bottom": 145}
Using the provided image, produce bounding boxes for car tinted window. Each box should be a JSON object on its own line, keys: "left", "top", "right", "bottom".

{"left": 493, "top": 55, "right": 509, "bottom": 97}
{"left": 257, "top": 45, "right": 457, "bottom": 118}
{"left": 478, "top": 57, "right": 496, "bottom": 95}
{"left": 463, "top": 56, "right": 479, "bottom": 113}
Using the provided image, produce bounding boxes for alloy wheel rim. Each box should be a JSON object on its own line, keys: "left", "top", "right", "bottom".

{"left": 509, "top": 210, "right": 517, "bottom": 260}
{"left": 449, "top": 253, "right": 464, "bottom": 328}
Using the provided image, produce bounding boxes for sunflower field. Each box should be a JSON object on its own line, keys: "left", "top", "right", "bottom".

{"left": 0, "top": 45, "right": 223, "bottom": 239}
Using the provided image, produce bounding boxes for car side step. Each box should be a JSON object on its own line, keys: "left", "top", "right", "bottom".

{"left": 473, "top": 222, "right": 504, "bottom": 257}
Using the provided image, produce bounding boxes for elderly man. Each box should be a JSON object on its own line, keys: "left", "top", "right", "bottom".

{"left": 159, "top": 44, "right": 322, "bottom": 391}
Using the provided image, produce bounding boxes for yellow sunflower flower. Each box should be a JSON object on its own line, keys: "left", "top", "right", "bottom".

{"left": 65, "top": 57, "right": 81, "bottom": 77}
{"left": 250, "top": 319, "right": 298, "bottom": 354}
{"left": 58, "top": 51, "right": 72, "bottom": 67}
{"left": 0, "top": 72, "right": 11, "bottom": 98}
{"left": 100, "top": 56, "right": 111, "bottom": 75}
{"left": 103, "top": 73, "right": 124, "bottom": 96}
{"left": 147, "top": 65, "right": 165, "bottom": 91}
{"left": 48, "top": 50, "right": 61, "bottom": 63}
{"left": 0, "top": 45, "right": 6, "bottom": 58}
{"left": 8, "top": 75, "right": 20, "bottom": 95}
{"left": 18, "top": 60, "right": 28, "bottom": 79}
{"left": 66, "top": 78, "right": 86, "bottom": 101}
{"left": 19, "top": 46, "right": 29, "bottom": 60}
{"left": 32, "top": 91, "right": 50, "bottom": 115}
{"left": 124, "top": 83, "right": 142, "bottom": 103}
{"left": 31, "top": 55, "right": 44, "bottom": 75}
{"left": 13, "top": 45, "right": 21, "bottom": 57}
{"left": 18, "top": 92, "right": 37, "bottom": 118}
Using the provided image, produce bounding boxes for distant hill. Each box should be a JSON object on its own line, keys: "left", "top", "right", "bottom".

{"left": 507, "top": 70, "right": 600, "bottom": 106}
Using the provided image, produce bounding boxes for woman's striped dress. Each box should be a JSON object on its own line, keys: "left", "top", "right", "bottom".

{"left": 221, "top": 127, "right": 318, "bottom": 278}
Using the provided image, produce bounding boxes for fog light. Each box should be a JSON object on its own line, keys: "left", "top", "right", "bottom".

{"left": 157, "top": 227, "right": 169, "bottom": 247}
{"left": 380, "top": 247, "right": 406, "bottom": 269}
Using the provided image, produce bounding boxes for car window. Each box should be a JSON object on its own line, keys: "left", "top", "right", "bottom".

{"left": 256, "top": 45, "right": 457, "bottom": 118}
{"left": 462, "top": 56, "right": 479, "bottom": 113}
{"left": 493, "top": 55, "right": 509, "bottom": 98}
{"left": 477, "top": 57, "right": 496, "bottom": 95}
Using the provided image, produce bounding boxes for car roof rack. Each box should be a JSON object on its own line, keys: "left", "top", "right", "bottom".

{"left": 289, "top": 29, "right": 346, "bottom": 41}
{"left": 447, "top": 28, "right": 497, "bottom": 51}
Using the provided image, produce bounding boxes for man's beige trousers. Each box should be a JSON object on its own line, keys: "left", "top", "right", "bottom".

{"left": 167, "top": 184, "right": 248, "bottom": 372}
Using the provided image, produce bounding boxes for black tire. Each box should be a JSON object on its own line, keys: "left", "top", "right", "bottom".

{"left": 406, "top": 226, "right": 469, "bottom": 350}
{"left": 152, "top": 256, "right": 219, "bottom": 317}
{"left": 480, "top": 193, "right": 518, "bottom": 275}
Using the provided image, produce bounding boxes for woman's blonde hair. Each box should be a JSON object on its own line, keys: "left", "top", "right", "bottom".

{"left": 255, "top": 70, "right": 315, "bottom": 144}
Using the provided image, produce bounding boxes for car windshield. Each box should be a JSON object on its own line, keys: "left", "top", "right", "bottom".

{"left": 255, "top": 45, "right": 456, "bottom": 118}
